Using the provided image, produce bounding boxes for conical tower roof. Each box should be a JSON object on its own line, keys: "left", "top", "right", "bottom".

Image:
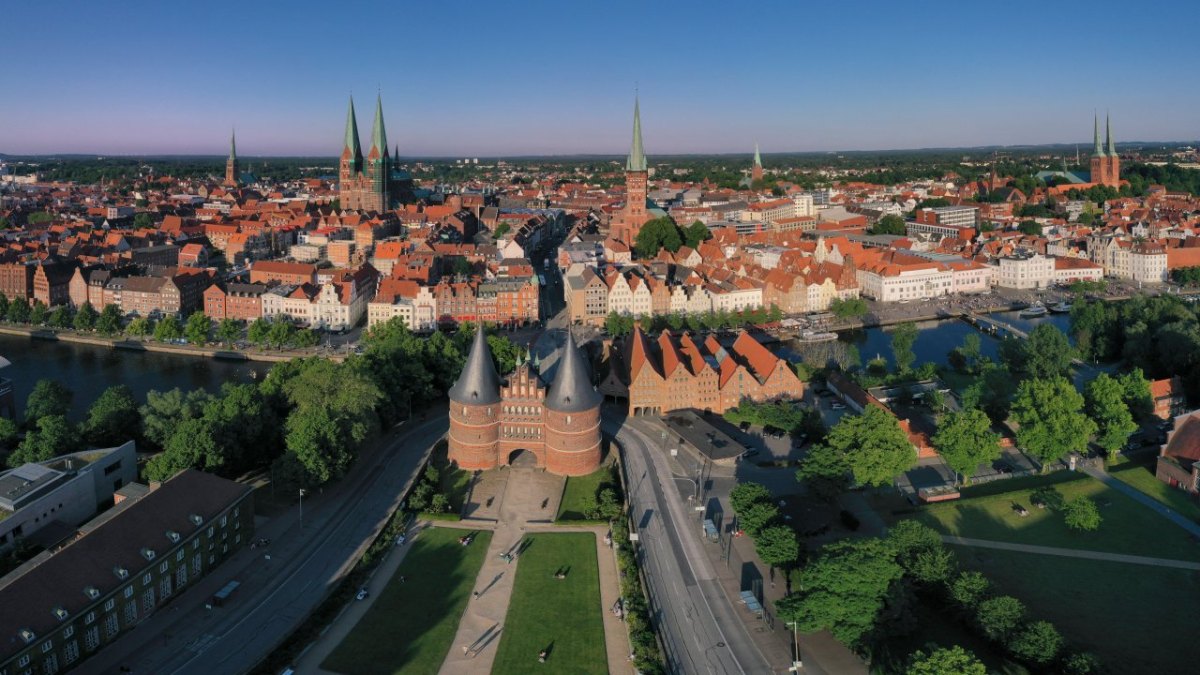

{"left": 343, "top": 97, "right": 362, "bottom": 160}
{"left": 753, "top": 142, "right": 762, "bottom": 168}
{"left": 1092, "top": 114, "right": 1103, "bottom": 157}
{"left": 448, "top": 326, "right": 501, "bottom": 405}
{"left": 370, "top": 94, "right": 388, "bottom": 158}
{"left": 230, "top": 129, "right": 237, "bottom": 161}
{"left": 1106, "top": 114, "right": 1116, "bottom": 157}
{"left": 626, "top": 97, "right": 647, "bottom": 172}
{"left": 545, "top": 330, "right": 602, "bottom": 413}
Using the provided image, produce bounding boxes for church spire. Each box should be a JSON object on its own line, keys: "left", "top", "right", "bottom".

{"left": 1092, "top": 113, "right": 1103, "bottom": 157}
{"left": 1105, "top": 114, "right": 1116, "bottom": 157}
{"left": 229, "top": 129, "right": 237, "bottom": 161}
{"left": 370, "top": 94, "right": 388, "bottom": 159}
{"left": 343, "top": 97, "right": 362, "bottom": 161}
{"left": 753, "top": 142, "right": 762, "bottom": 168}
{"left": 626, "top": 96, "right": 646, "bottom": 172}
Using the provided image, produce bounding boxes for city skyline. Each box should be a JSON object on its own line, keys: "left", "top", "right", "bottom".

{"left": 2, "top": 0, "right": 1198, "bottom": 155}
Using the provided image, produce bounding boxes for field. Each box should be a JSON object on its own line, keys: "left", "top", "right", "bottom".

{"left": 914, "top": 475, "right": 1200, "bottom": 560}
{"left": 953, "top": 545, "right": 1200, "bottom": 675}
{"left": 1109, "top": 457, "right": 1200, "bottom": 523}
{"left": 556, "top": 462, "right": 615, "bottom": 521}
{"left": 322, "top": 527, "right": 493, "bottom": 675}
{"left": 491, "top": 533, "right": 608, "bottom": 675}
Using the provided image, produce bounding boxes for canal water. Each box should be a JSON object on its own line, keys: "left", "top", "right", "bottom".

{"left": 786, "top": 309, "right": 1074, "bottom": 370}
{"left": 0, "top": 334, "right": 256, "bottom": 419}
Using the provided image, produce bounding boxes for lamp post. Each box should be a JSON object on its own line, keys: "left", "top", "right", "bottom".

{"left": 785, "top": 620, "right": 802, "bottom": 672}
{"left": 299, "top": 488, "right": 306, "bottom": 529}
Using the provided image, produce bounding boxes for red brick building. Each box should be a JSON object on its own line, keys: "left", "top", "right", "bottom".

{"left": 249, "top": 260, "right": 316, "bottom": 286}
{"left": 204, "top": 282, "right": 266, "bottom": 321}
{"left": 448, "top": 328, "right": 602, "bottom": 476}
{"left": 0, "top": 261, "right": 36, "bottom": 300}
{"left": 1156, "top": 410, "right": 1200, "bottom": 496}
{"left": 610, "top": 98, "right": 651, "bottom": 245}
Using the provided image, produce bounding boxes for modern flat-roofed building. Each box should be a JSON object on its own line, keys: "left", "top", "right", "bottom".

{"left": 0, "top": 469, "right": 253, "bottom": 675}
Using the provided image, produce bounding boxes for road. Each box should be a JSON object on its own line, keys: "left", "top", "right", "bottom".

{"left": 607, "top": 412, "right": 771, "bottom": 675}
{"left": 75, "top": 411, "right": 450, "bottom": 675}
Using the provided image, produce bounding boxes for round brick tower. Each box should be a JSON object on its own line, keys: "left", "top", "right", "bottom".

{"left": 544, "top": 330, "right": 603, "bottom": 476}
{"left": 448, "top": 326, "right": 501, "bottom": 470}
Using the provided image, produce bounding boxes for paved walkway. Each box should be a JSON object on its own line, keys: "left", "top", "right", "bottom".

{"left": 1083, "top": 465, "right": 1200, "bottom": 539}
{"left": 942, "top": 536, "right": 1200, "bottom": 570}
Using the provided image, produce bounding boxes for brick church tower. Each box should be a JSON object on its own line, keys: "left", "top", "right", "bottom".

{"left": 1089, "top": 114, "right": 1121, "bottom": 188}
{"left": 224, "top": 130, "right": 239, "bottom": 188}
{"left": 612, "top": 97, "right": 650, "bottom": 245}
{"left": 338, "top": 95, "right": 392, "bottom": 212}
{"left": 751, "top": 143, "right": 763, "bottom": 183}
{"left": 447, "top": 326, "right": 602, "bottom": 476}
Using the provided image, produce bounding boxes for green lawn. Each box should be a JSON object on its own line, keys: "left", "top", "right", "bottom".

{"left": 556, "top": 463, "right": 615, "bottom": 521}
{"left": 322, "top": 527, "right": 492, "bottom": 675}
{"left": 492, "top": 533, "right": 608, "bottom": 675}
{"left": 1109, "top": 459, "right": 1200, "bottom": 523}
{"left": 915, "top": 475, "right": 1200, "bottom": 561}
{"left": 952, "top": 545, "right": 1200, "bottom": 675}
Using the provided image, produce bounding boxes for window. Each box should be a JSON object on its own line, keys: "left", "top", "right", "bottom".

{"left": 123, "top": 586, "right": 134, "bottom": 599}
{"left": 63, "top": 640, "right": 79, "bottom": 664}
{"left": 159, "top": 561, "right": 169, "bottom": 574}
{"left": 17, "top": 655, "right": 29, "bottom": 668}
{"left": 159, "top": 576, "right": 172, "bottom": 599}
{"left": 83, "top": 627, "right": 99, "bottom": 652}
{"left": 192, "top": 539, "right": 200, "bottom": 550}
{"left": 103, "top": 599, "right": 115, "bottom": 613}
{"left": 84, "top": 612, "right": 95, "bottom": 626}
{"left": 142, "top": 588, "right": 155, "bottom": 613}
{"left": 142, "top": 573, "right": 152, "bottom": 586}
{"left": 176, "top": 566, "right": 188, "bottom": 588}
{"left": 63, "top": 626, "right": 73, "bottom": 639}
{"left": 124, "top": 602, "right": 137, "bottom": 625}
{"left": 176, "top": 549, "right": 185, "bottom": 562}
{"left": 104, "top": 613, "right": 119, "bottom": 639}
{"left": 192, "top": 554, "right": 202, "bottom": 575}
{"left": 40, "top": 640, "right": 52, "bottom": 653}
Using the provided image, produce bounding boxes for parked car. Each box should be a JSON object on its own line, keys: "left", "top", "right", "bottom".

{"left": 830, "top": 402, "right": 846, "bottom": 410}
{"left": 740, "top": 449, "right": 760, "bottom": 459}
{"left": 355, "top": 588, "right": 369, "bottom": 601}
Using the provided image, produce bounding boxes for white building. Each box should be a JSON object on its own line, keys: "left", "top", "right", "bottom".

{"left": 994, "top": 252, "right": 1055, "bottom": 290}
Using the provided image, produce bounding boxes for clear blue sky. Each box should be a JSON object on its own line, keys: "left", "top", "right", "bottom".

{"left": 2, "top": 0, "right": 1196, "bottom": 157}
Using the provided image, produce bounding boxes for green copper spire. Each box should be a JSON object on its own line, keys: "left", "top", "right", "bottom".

{"left": 344, "top": 97, "right": 362, "bottom": 159}
{"left": 229, "top": 129, "right": 237, "bottom": 161}
{"left": 370, "top": 94, "right": 388, "bottom": 158}
{"left": 753, "top": 142, "right": 762, "bottom": 167}
{"left": 1092, "top": 113, "right": 1103, "bottom": 157}
{"left": 1106, "top": 114, "right": 1116, "bottom": 157}
{"left": 626, "top": 97, "right": 646, "bottom": 172}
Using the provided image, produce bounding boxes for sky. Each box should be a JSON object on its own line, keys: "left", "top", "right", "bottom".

{"left": 1, "top": 0, "right": 1197, "bottom": 157}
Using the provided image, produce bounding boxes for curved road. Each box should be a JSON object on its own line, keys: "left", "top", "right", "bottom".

{"left": 606, "top": 413, "right": 771, "bottom": 675}
{"left": 74, "top": 412, "right": 450, "bottom": 675}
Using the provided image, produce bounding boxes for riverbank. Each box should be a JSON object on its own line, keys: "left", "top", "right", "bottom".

{"left": 0, "top": 325, "right": 342, "bottom": 364}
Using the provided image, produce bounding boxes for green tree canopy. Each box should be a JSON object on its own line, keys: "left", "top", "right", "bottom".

{"left": 738, "top": 500, "right": 780, "bottom": 537}
{"left": 1012, "top": 377, "right": 1097, "bottom": 469}
{"left": 869, "top": 214, "right": 907, "bottom": 236}
{"left": 1009, "top": 620, "right": 1063, "bottom": 665}
{"left": 25, "top": 379, "right": 73, "bottom": 424}
{"left": 829, "top": 297, "right": 868, "bottom": 319}
{"left": 889, "top": 322, "right": 919, "bottom": 374}
{"left": 907, "top": 646, "right": 987, "bottom": 675}
{"left": 976, "top": 595, "right": 1025, "bottom": 642}
{"left": 1116, "top": 368, "right": 1153, "bottom": 418}
{"left": 730, "top": 481, "right": 773, "bottom": 514}
{"left": 154, "top": 315, "right": 183, "bottom": 342}
{"left": 1085, "top": 373, "right": 1137, "bottom": 458}
{"left": 82, "top": 385, "right": 140, "bottom": 447}
{"left": 216, "top": 318, "right": 241, "bottom": 346}
{"left": 73, "top": 302, "right": 98, "bottom": 331}
{"left": 248, "top": 318, "right": 271, "bottom": 347}
{"left": 932, "top": 409, "right": 1000, "bottom": 484}
{"left": 796, "top": 443, "right": 851, "bottom": 501}
{"left": 633, "top": 216, "right": 682, "bottom": 258}
{"left": 683, "top": 220, "right": 711, "bottom": 248}
{"left": 948, "top": 570, "right": 990, "bottom": 609}
{"left": 7, "top": 297, "right": 31, "bottom": 323}
{"left": 144, "top": 416, "right": 224, "bottom": 481}
{"left": 1062, "top": 496, "right": 1102, "bottom": 531}
{"left": 29, "top": 300, "right": 48, "bottom": 326}
{"left": 824, "top": 405, "right": 916, "bottom": 487}
{"left": 754, "top": 523, "right": 800, "bottom": 570}
{"left": 184, "top": 311, "right": 211, "bottom": 345}
{"left": 126, "top": 316, "right": 152, "bottom": 337}
{"left": 96, "top": 304, "right": 122, "bottom": 335}
{"left": 9, "top": 415, "right": 81, "bottom": 467}
{"left": 1003, "top": 324, "right": 1075, "bottom": 379}
{"left": 140, "top": 388, "right": 212, "bottom": 449}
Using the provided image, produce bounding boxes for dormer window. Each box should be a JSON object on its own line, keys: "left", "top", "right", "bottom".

{"left": 18, "top": 629, "right": 35, "bottom": 644}
{"left": 113, "top": 566, "right": 129, "bottom": 580}
{"left": 142, "top": 547, "right": 156, "bottom": 561}
{"left": 84, "top": 586, "right": 100, "bottom": 600}
{"left": 189, "top": 514, "right": 203, "bottom": 526}
{"left": 52, "top": 607, "right": 68, "bottom": 621}
{"left": 166, "top": 530, "right": 180, "bottom": 543}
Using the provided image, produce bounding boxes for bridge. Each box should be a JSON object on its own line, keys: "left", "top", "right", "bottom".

{"left": 960, "top": 313, "right": 1029, "bottom": 339}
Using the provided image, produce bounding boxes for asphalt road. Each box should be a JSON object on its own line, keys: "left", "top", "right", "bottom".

{"left": 75, "top": 411, "right": 449, "bottom": 675}
{"left": 607, "top": 412, "right": 770, "bottom": 675}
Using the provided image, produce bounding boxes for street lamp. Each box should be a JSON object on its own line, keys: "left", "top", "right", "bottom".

{"left": 785, "top": 620, "right": 803, "bottom": 672}
{"left": 299, "top": 488, "right": 306, "bottom": 529}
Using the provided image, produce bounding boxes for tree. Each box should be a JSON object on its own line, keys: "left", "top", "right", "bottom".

{"left": 976, "top": 595, "right": 1025, "bottom": 642}
{"left": 633, "top": 216, "right": 682, "bottom": 258}
{"left": 605, "top": 311, "right": 634, "bottom": 338}
{"left": 73, "top": 302, "right": 98, "bottom": 331}
{"left": 960, "top": 333, "right": 983, "bottom": 373}
{"left": 948, "top": 571, "right": 990, "bottom": 609}
{"left": 932, "top": 409, "right": 1000, "bottom": 484}
{"left": 0, "top": 417, "right": 18, "bottom": 451}
{"left": 154, "top": 315, "right": 182, "bottom": 342}
{"left": 907, "top": 646, "right": 987, "bottom": 675}
{"left": 887, "top": 520, "right": 954, "bottom": 583}
{"left": 869, "top": 214, "right": 907, "bottom": 236}
{"left": 829, "top": 297, "right": 868, "bottom": 319}
{"left": 1061, "top": 651, "right": 1103, "bottom": 675}
{"left": 754, "top": 523, "right": 800, "bottom": 570}
{"left": 738, "top": 501, "right": 779, "bottom": 537}
{"left": 47, "top": 305, "right": 72, "bottom": 329}
{"left": 1085, "top": 373, "right": 1137, "bottom": 458}
{"left": 133, "top": 212, "right": 154, "bottom": 229}
{"left": 126, "top": 316, "right": 152, "bottom": 337}
{"left": 889, "top": 322, "right": 919, "bottom": 374}
{"left": 292, "top": 328, "right": 320, "bottom": 348}
{"left": 216, "top": 318, "right": 241, "bottom": 346}
{"left": 1005, "top": 324, "right": 1075, "bottom": 379}
{"left": 1116, "top": 368, "right": 1153, "bottom": 418}
{"left": 796, "top": 444, "right": 850, "bottom": 501}
{"left": 1062, "top": 496, "right": 1102, "bottom": 531}
{"left": 909, "top": 546, "right": 956, "bottom": 585}
{"left": 184, "top": 311, "right": 211, "bottom": 345}
{"left": 28, "top": 300, "right": 48, "bottom": 326}
{"left": 267, "top": 320, "right": 294, "bottom": 349}
{"left": 144, "top": 417, "right": 224, "bottom": 481}
{"left": 1009, "top": 621, "right": 1063, "bottom": 665}
{"left": 1017, "top": 219, "right": 1042, "bottom": 235}
{"left": 83, "top": 385, "right": 140, "bottom": 447}
{"left": 6, "top": 297, "right": 30, "bottom": 323}
{"left": 824, "top": 405, "right": 917, "bottom": 487}
{"left": 683, "top": 220, "right": 711, "bottom": 248}
{"left": 961, "top": 365, "right": 1017, "bottom": 423}
{"left": 1012, "top": 377, "right": 1097, "bottom": 469}
{"left": 9, "top": 415, "right": 80, "bottom": 466}
{"left": 284, "top": 408, "right": 351, "bottom": 484}
{"left": 248, "top": 318, "right": 271, "bottom": 347}
{"left": 730, "top": 481, "right": 773, "bottom": 514}
{"left": 96, "top": 304, "right": 122, "bottom": 335}
{"left": 140, "top": 388, "right": 212, "bottom": 449}
{"left": 776, "top": 538, "right": 905, "bottom": 648}
{"left": 25, "top": 379, "right": 73, "bottom": 424}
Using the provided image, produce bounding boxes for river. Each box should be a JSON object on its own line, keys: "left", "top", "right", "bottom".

{"left": 786, "top": 309, "right": 1074, "bottom": 370}
{"left": 0, "top": 334, "right": 256, "bottom": 419}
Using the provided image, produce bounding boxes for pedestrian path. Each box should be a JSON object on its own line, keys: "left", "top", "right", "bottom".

{"left": 1083, "top": 465, "right": 1200, "bottom": 539}
{"left": 942, "top": 535, "right": 1200, "bottom": 569}
{"left": 438, "top": 521, "right": 521, "bottom": 675}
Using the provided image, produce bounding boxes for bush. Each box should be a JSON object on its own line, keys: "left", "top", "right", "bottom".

{"left": 1009, "top": 620, "right": 1063, "bottom": 665}
{"left": 947, "top": 571, "right": 990, "bottom": 609}
{"left": 1062, "top": 496, "right": 1101, "bottom": 531}
{"left": 976, "top": 595, "right": 1025, "bottom": 642}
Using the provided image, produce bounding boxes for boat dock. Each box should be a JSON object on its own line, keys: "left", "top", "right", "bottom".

{"left": 960, "top": 313, "right": 1028, "bottom": 339}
